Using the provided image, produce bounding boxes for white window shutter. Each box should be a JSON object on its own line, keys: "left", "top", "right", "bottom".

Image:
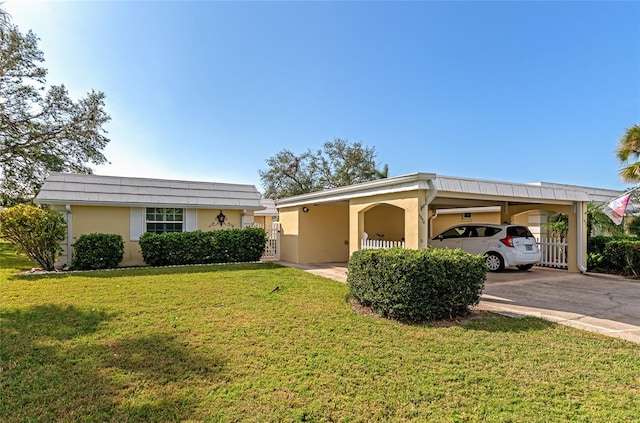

{"left": 130, "top": 208, "right": 145, "bottom": 241}
{"left": 185, "top": 209, "right": 197, "bottom": 232}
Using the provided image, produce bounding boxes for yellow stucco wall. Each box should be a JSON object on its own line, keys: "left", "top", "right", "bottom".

{"left": 71, "top": 205, "right": 142, "bottom": 267}
{"left": 298, "top": 205, "right": 349, "bottom": 263}
{"left": 197, "top": 209, "right": 242, "bottom": 231}
{"left": 253, "top": 215, "right": 274, "bottom": 228}
{"left": 278, "top": 207, "right": 300, "bottom": 263}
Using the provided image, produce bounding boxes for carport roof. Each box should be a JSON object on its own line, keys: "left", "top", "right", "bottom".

{"left": 34, "top": 173, "right": 265, "bottom": 210}
{"left": 275, "top": 172, "right": 593, "bottom": 208}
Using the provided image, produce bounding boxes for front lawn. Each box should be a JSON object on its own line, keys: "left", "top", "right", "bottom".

{"left": 1, "top": 244, "right": 639, "bottom": 422}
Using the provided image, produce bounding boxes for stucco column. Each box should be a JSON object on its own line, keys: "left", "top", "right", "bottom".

{"left": 566, "top": 202, "right": 587, "bottom": 273}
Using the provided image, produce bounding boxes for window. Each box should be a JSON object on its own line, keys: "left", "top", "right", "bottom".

{"left": 146, "top": 208, "right": 184, "bottom": 234}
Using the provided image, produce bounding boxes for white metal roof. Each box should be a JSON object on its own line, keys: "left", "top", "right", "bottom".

{"left": 34, "top": 173, "right": 265, "bottom": 210}
{"left": 275, "top": 172, "right": 595, "bottom": 208}
{"left": 255, "top": 198, "right": 278, "bottom": 216}
{"left": 275, "top": 173, "right": 436, "bottom": 208}
{"left": 434, "top": 175, "right": 591, "bottom": 202}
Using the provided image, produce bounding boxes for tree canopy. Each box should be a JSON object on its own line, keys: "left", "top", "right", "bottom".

{"left": 0, "top": 9, "right": 110, "bottom": 205}
{"left": 259, "top": 139, "right": 388, "bottom": 199}
{"left": 617, "top": 124, "right": 640, "bottom": 183}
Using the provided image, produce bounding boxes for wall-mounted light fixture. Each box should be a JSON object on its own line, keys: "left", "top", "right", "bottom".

{"left": 216, "top": 211, "right": 227, "bottom": 226}
{"left": 302, "top": 207, "right": 309, "bottom": 213}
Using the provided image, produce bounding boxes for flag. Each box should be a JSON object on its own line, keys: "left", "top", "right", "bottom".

{"left": 602, "top": 193, "right": 631, "bottom": 225}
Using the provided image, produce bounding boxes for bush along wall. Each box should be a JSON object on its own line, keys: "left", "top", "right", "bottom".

{"left": 347, "top": 247, "right": 487, "bottom": 323}
{"left": 139, "top": 227, "right": 268, "bottom": 267}
{"left": 587, "top": 236, "right": 640, "bottom": 276}
{"left": 71, "top": 233, "right": 124, "bottom": 270}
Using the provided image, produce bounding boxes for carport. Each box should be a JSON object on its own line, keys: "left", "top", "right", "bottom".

{"left": 275, "top": 172, "right": 592, "bottom": 273}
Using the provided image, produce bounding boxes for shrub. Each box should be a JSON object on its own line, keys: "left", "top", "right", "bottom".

{"left": 629, "top": 217, "right": 640, "bottom": 237}
{"left": 0, "top": 204, "right": 66, "bottom": 270}
{"left": 71, "top": 233, "right": 124, "bottom": 270}
{"left": 601, "top": 240, "right": 640, "bottom": 276}
{"left": 347, "top": 248, "right": 487, "bottom": 323}
{"left": 139, "top": 227, "right": 267, "bottom": 267}
{"left": 588, "top": 235, "right": 637, "bottom": 255}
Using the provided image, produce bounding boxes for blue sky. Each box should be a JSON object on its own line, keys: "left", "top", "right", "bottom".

{"left": 6, "top": 0, "right": 640, "bottom": 192}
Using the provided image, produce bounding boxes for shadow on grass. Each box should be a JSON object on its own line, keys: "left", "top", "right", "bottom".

{"left": 0, "top": 303, "right": 224, "bottom": 421}
{"left": 7, "top": 261, "right": 285, "bottom": 281}
{"left": 461, "top": 314, "right": 555, "bottom": 333}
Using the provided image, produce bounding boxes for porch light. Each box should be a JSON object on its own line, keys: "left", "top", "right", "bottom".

{"left": 302, "top": 207, "right": 309, "bottom": 213}
{"left": 216, "top": 211, "right": 227, "bottom": 226}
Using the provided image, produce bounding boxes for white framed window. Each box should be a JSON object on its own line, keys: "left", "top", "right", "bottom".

{"left": 146, "top": 208, "right": 184, "bottom": 234}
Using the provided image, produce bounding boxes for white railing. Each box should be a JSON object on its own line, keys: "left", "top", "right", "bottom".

{"left": 360, "top": 239, "right": 405, "bottom": 250}
{"left": 537, "top": 236, "right": 567, "bottom": 269}
{"left": 262, "top": 222, "right": 281, "bottom": 260}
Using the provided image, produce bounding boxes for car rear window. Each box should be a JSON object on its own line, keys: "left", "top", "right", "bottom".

{"left": 507, "top": 226, "right": 534, "bottom": 238}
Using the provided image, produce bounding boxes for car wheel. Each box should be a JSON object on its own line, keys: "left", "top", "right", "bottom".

{"left": 516, "top": 264, "right": 534, "bottom": 271}
{"left": 485, "top": 252, "right": 504, "bottom": 272}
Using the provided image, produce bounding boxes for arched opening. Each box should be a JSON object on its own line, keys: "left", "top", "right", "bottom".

{"left": 361, "top": 203, "right": 406, "bottom": 248}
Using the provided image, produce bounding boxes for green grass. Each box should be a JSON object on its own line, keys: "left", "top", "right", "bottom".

{"left": 2, "top": 242, "right": 640, "bottom": 422}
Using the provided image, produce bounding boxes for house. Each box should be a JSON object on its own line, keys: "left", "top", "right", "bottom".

{"left": 274, "top": 172, "right": 623, "bottom": 273}
{"left": 34, "top": 173, "right": 266, "bottom": 267}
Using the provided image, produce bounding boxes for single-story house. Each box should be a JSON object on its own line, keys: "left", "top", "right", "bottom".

{"left": 34, "top": 173, "right": 266, "bottom": 267}
{"left": 274, "top": 172, "right": 625, "bottom": 273}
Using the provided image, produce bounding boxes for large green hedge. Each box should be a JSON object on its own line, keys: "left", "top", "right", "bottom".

{"left": 139, "top": 227, "right": 267, "bottom": 267}
{"left": 347, "top": 248, "right": 487, "bottom": 323}
{"left": 71, "top": 233, "right": 124, "bottom": 270}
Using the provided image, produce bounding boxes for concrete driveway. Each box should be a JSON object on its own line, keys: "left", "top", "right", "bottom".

{"left": 278, "top": 261, "right": 640, "bottom": 344}
{"left": 480, "top": 268, "right": 640, "bottom": 343}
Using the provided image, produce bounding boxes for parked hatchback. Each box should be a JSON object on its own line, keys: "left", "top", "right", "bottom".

{"left": 431, "top": 224, "right": 541, "bottom": 272}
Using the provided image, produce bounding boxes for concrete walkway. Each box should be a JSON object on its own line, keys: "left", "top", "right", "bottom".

{"left": 276, "top": 261, "right": 640, "bottom": 344}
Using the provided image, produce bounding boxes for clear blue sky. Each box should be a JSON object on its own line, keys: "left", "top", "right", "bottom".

{"left": 6, "top": 0, "right": 640, "bottom": 192}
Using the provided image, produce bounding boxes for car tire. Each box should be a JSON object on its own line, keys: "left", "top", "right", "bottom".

{"left": 516, "top": 264, "right": 534, "bottom": 271}
{"left": 485, "top": 252, "right": 504, "bottom": 272}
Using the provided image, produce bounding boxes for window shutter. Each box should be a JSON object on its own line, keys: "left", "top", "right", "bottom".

{"left": 130, "top": 208, "right": 145, "bottom": 241}
{"left": 185, "top": 209, "right": 197, "bottom": 232}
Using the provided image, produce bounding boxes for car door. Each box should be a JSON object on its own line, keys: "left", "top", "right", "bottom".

{"left": 432, "top": 226, "right": 466, "bottom": 250}
{"left": 461, "top": 225, "right": 487, "bottom": 255}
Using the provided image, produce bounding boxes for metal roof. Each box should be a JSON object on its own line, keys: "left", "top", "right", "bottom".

{"left": 255, "top": 199, "right": 278, "bottom": 216}
{"left": 434, "top": 175, "right": 591, "bottom": 202}
{"left": 275, "top": 173, "right": 595, "bottom": 207}
{"left": 34, "top": 173, "right": 265, "bottom": 210}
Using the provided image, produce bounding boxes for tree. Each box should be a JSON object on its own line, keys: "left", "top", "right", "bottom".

{"left": 0, "top": 10, "right": 110, "bottom": 205}
{"left": 0, "top": 204, "right": 66, "bottom": 270}
{"left": 617, "top": 124, "right": 640, "bottom": 183}
{"left": 259, "top": 139, "right": 388, "bottom": 199}
{"left": 587, "top": 201, "right": 625, "bottom": 237}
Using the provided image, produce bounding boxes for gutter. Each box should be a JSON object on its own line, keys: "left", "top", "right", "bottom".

{"left": 65, "top": 204, "right": 72, "bottom": 267}
{"left": 424, "top": 178, "right": 438, "bottom": 248}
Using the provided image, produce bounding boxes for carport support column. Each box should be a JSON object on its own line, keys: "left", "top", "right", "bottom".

{"left": 349, "top": 203, "right": 365, "bottom": 256}
{"left": 566, "top": 201, "right": 587, "bottom": 273}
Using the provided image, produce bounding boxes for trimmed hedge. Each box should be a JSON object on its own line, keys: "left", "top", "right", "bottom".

{"left": 139, "top": 227, "right": 267, "bottom": 267}
{"left": 347, "top": 248, "right": 487, "bottom": 323}
{"left": 72, "top": 233, "right": 124, "bottom": 270}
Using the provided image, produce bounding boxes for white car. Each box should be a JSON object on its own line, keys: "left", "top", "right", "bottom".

{"left": 431, "top": 224, "right": 541, "bottom": 272}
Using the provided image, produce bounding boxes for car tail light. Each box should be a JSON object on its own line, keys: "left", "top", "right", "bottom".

{"left": 500, "top": 235, "right": 514, "bottom": 247}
